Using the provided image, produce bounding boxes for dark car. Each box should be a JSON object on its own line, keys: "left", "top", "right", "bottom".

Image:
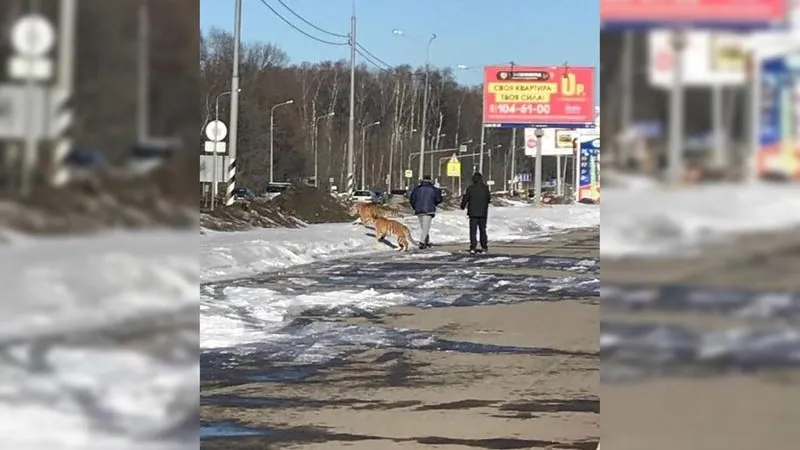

{"left": 390, "top": 189, "right": 407, "bottom": 197}
{"left": 232, "top": 187, "right": 255, "bottom": 200}
{"left": 65, "top": 148, "right": 108, "bottom": 168}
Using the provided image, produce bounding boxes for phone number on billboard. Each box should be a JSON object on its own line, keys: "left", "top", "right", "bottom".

{"left": 490, "top": 104, "right": 552, "bottom": 114}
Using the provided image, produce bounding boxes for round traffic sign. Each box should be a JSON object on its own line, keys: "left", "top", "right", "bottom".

{"left": 655, "top": 50, "right": 673, "bottom": 71}
{"left": 11, "top": 14, "right": 55, "bottom": 57}
{"left": 526, "top": 138, "right": 537, "bottom": 148}
{"left": 205, "top": 120, "right": 228, "bottom": 142}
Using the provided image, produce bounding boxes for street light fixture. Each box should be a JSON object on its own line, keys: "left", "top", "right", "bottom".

{"left": 361, "top": 120, "right": 381, "bottom": 190}
{"left": 269, "top": 99, "right": 294, "bottom": 183}
{"left": 394, "top": 28, "right": 437, "bottom": 181}
{"left": 314, "top": 112, "right": 335, "bottom": 188}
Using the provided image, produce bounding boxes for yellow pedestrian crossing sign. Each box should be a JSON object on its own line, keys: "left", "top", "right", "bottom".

{"left": 446, "top": 154, "right": 461, "bottom": 177}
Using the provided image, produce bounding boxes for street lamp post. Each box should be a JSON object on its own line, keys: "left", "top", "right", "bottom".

{"left": 314, "top": 112, "right": 335, "bottom": 188}
{"left": 360, "top": 120, "right": 381, "bottom": 190}
{"left": 430, "top": 132, "right": 446, "bottom": 178}
{"left": 209, "top": 88, "right": 241, "bottom": 206}
{"left": 394, "top": 29, "right": 436, "bottom": 181}
{"left": 270, "top": 99, "right": 294, "bottom": 183}
{"left": 397, "top": 128, "right": 417, "bottom": 188}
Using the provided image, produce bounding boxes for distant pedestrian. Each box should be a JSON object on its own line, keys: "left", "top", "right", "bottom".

{"left": 460, "top": 172, "right": 491, "bottom": 254}
{"left": 408, "top": 175, "right": 443, "bottom": 249}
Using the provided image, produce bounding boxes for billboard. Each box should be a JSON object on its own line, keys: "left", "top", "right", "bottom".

{"left": 648, "top": 30, "right": 748, "bottom": 87}
{"left": 523, "top": 128, "right": 579, "bottom": 156}
{"left": 483, "top": 65, "right": 595, "bottom": 128}
{"left": 758, "top": 54, "right": 800, "bottom": 180}
{"left": 578, "top": 137, "right": 600, "bottom": 202}
{"left": 601, "top": 0, "right": 788, "bottom": 28}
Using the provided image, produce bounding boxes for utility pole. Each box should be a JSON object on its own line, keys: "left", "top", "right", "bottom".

{"left": 509, "top": 128, "right": 517, "bottom": 193}
{"left": 137, "top": 0, "right": 149, "bottom": 142}
{"left": 619, "top": 31, "right": 633, "bottom": 167}
{"left": 347, "top": 2, "right": 356, "bottom": 197}
{"left": 226, "top": 0, "right": 242, "bottom": 206}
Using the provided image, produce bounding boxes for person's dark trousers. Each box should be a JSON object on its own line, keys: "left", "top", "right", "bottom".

{"left": 468, "top": 216, "right": 488, "bottom": 250}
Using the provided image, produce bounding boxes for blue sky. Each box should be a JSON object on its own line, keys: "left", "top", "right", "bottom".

{"left": 200, "top": 0, "right": 599, "bottom": 92}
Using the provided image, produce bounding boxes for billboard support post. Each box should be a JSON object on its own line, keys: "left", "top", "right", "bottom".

{"left": 667, "top": 29, "right": 687, "bottom": 184}
{"left": 534, "top": 128, "right": 544, "bottom": 204}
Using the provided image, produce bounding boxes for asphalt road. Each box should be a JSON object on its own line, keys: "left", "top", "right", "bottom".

{"left": 201, "top": 229, "right": 600, "bottom": 449}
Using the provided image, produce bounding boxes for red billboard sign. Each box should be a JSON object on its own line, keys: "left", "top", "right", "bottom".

{"left": 483, "top": 65, "right": 595, "bottom": 127}
{"left": 601, "top": 0, "right": 788, "bottom": 26}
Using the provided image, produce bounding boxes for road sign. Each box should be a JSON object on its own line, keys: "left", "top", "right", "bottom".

{"left": 0, "top": 84, "right": 58, "bottom": 139}
{"left": 404, "top": 169, "right": 413, "bottom": 178}
{"left": 600, "top": 0, "right": 788, "bottom": 29}
{"left": 458, "top": 144, "right": 468, "bottom": 153}
{"left": 486, "top": 180, "right": 495, "bottom": 186}
{"left": 446, "top": 158, "right": 461, "bottom": 177}
{"left": 200, "top": 154, "right": 226, "bottom": 183}
{"left": 648, "top": 31, "right": 747, "bottom": 88}
{"left": 205, "top": 120, "right": 227, "bottom": 142}
{"left": 518, "top": 172, "right": 532, "bottom": 182}
{"left": 8, "top": 57, "right": 53, "bottom": 80}
{"left": 11, "top": 15, "right": 56, "bottom": 57}
{"left": 483, "top": 65, "right": 596, "bottom": 128}
{"left": 203, "top": 141, "right": 227, "bottom": 154}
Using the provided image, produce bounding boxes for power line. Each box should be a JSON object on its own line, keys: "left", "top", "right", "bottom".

{"left": 273, "top": 0, "right": 349, "bottom": 39}
{"left": 356, "top": 48, "right": 392, "bottom": 72}
{"left": 256, "top": 0, "right": 348, "bottom": 46}
{"left": 356, "top": 43, "right": 393, "bottom": 69}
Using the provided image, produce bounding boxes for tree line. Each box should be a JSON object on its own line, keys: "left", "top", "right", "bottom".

{"left": 201, "top": 28, "right": 542, "bottom": 194}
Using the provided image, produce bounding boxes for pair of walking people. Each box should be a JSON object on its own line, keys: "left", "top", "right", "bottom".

{"left": 408, "top": 172, "right": 491, "bottom": 254}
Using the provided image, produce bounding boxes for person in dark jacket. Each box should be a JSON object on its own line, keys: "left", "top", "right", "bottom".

{"left": 408, "top": 175, "right": 443, "bottom": 249}
{"left": 460, "top": 172, "right": 491, "bottom": 253}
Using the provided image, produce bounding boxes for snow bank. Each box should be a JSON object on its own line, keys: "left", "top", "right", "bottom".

{"left": 602, "top": 182, "right": 800, "bottom": 258}
{"left": 0, "top": 230, "right": 197, "bottom": 449}
{"left": 201, "top": 204, "right": 599, "bottom": 282}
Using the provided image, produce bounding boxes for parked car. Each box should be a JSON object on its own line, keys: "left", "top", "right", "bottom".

{"left": 352, "top": 190, "right": 381, "bottom": 203}
{"left": 128, "top": 138, "right": 180, "bottom": 175}
{"left": 390, "top": 189, "right": 407, "bottom": 197}
{"left": 264, "top": 182, "right": 291, "bottom": 199}
{"left": 370, "top": 189, "right": 389, "bottom": 204}
{"left": 232, "top": 187, "right": 255, "bottom": 200}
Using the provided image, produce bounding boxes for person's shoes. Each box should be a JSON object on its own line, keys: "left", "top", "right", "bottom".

{"left": 469, "top": 248, "right": 478, "bottom": 254}
{"left": 425, "top": 242, "right": 432, "bottom": 248}
{"left": 418, "top": 243, "right": 427, "bottom": 250}
{"left": 480, "top": 247, "right": 488, "bottom": 254}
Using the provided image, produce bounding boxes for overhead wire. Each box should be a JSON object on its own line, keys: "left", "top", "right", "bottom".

{"left": 356, "top": 49, "right": 393, "bottom": 72}
{"left": 356, "top": 43, "right": 393, "bottom": 69}
{"left": 272, "top": 0, "right": 349, "bottom": 38}
{"left": 257, "top": 0, "right": 397, "bottom": 72}
{"left": 256, "top": 0, "right": 349, "bottom": 46}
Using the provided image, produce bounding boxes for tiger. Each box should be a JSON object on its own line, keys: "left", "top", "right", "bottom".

{"left": 351, "top": 202, "right": 399, "bottom": 227}
{"left": 373, "top": 216, "right": 415, "bottom": 252}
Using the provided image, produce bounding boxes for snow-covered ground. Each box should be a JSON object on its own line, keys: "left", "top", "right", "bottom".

{"left": 602, "top": 181, "right": 800, "bottom": 258}
{"left": 200, "top": 204, "right": 600, "bottom": 352}
{"left": 0, "top": 230, "right": 198, "bottom": 449}
{"left": 201, "top": 204, "right": 600, "bottom": 282}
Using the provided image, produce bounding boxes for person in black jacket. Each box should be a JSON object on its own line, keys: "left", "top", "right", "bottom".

{"left": 408, "top": 175, "right": 443, "bottom": 249}
{"left": 460, "top": 172, "right": 491, "bottom": 253}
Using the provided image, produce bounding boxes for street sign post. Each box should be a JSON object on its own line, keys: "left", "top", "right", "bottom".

{"left": 404, "top": 169, "right": 413, "bottom": 178}
{"left": 8, "top": 13, "right": 58, "bottom": 195}
{"left": 204, "top": 120, "right": 228, "bottom": 211}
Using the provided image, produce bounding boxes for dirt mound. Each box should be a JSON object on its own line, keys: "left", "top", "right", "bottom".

{"left": 0, "top": 159, "right": 197, "bottom": 235}
{"left": 267, "top": 184, "right": 353, "bottom": 224}
{"left": 200, "top": 199, "right": 304, "bottom": 231}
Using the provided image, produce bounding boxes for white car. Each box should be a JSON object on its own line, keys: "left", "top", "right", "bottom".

{"left": 352, "top": 190, "right": 380, "bottom": 203}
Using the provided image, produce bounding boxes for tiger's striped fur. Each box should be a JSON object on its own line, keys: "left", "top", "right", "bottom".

{"left": 373, "top": 217, "right": 414, "bottom": 251}
{"left": 351, "top": 202, "right": 400, "bottom": 226}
